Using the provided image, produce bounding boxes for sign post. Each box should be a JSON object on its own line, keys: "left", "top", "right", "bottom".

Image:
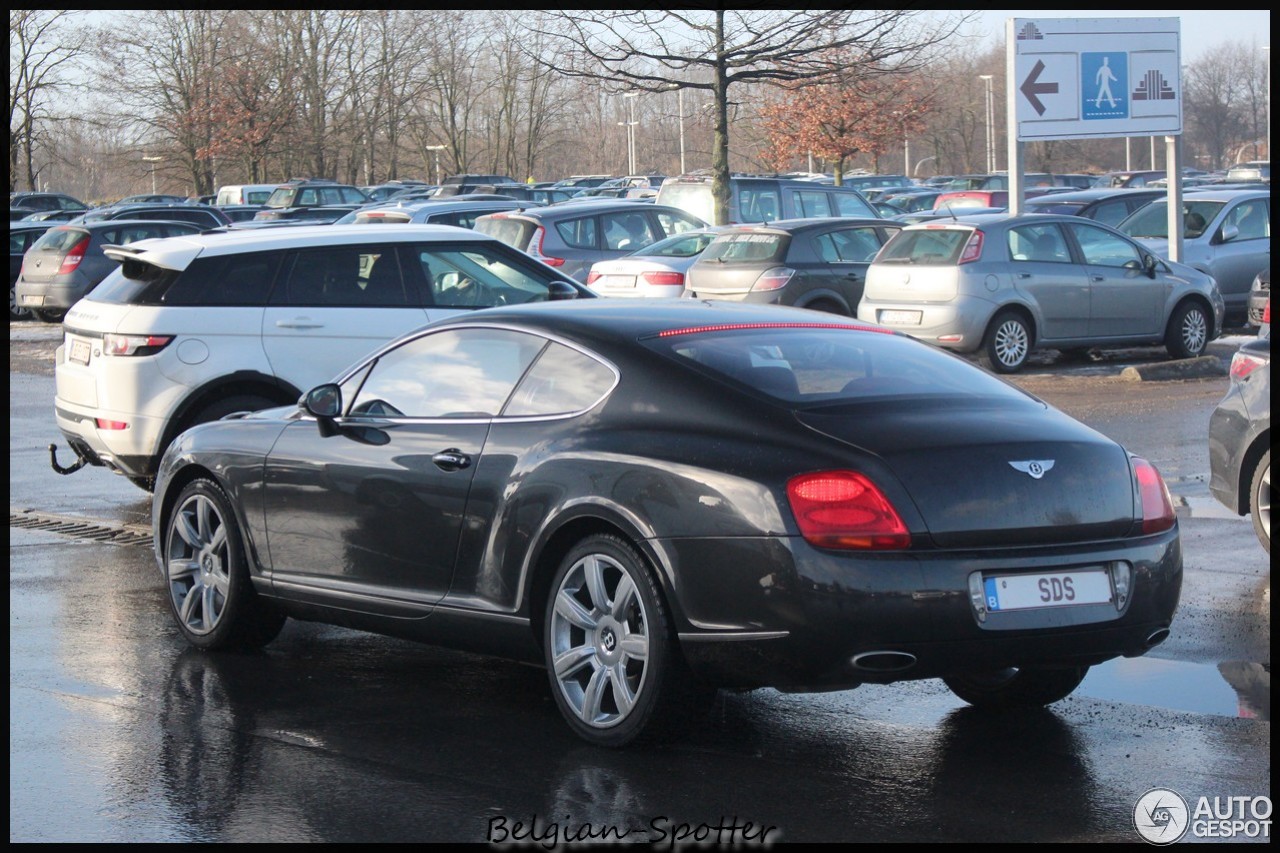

{"left": 1006, "top": 18, "right": 1183, "bottom": 259}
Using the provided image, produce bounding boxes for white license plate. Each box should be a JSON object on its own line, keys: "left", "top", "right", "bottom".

{"left": 22, "top": 294, "right": 44, "bottom": 306}
{"left": 69, "top": 338, "right": 92, "bottom": 365}
{"left": 879, "top": 309, "right": 922, "bottom": 325}
{"left": 596, "top": 275, "right": 636, "bottom": 289}
{"left": 983, "top": 570, "right": 1111, "bottom": 611}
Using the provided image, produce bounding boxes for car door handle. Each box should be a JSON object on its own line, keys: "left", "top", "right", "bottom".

{"left": 1016, "top": 272, "right": 1032, "bottom": 278}
{"left": 275, "top": 318, "right": 325, "bottom": 329}
{"left": 844, "top": 273, "right": 861, "bottom": 281}
{"left": 1091, "top": 274, "right": 1105, "bottom": 282}
{"left": 432, "top": 449, "right": 471, "bottom": 471}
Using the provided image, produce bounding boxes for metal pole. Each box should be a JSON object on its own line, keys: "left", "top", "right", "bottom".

{"left": 1125, "top": 137, "right": 1132, "bottom": 171}
{"left": 677, "top": 88, "right": 686, "bottom": 175}
{"left": 979, "top": 75, "right": 994, "bottom": 173}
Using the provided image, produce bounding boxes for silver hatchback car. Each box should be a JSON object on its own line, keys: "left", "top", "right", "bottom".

{"left": 857, "top": 213, "right": 1224, "bottom": 373}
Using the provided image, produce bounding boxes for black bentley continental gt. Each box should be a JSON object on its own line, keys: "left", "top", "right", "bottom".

{"left": 153, "top": 299, "right": 1183, "bottom": 746}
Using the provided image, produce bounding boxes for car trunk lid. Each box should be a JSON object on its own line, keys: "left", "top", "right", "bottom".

{"left": 795, "top": 396, "right": 1136, "bottom": 547}
{"left": 686, "top": 230, "right": 789, "bottom": 297}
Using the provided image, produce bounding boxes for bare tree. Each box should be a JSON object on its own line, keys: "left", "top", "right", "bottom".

{"left": 9, "top": 10, "right": 91, "bottom": 191}
{"left": 527, "top": 10, "right": 969, "bottom": 223}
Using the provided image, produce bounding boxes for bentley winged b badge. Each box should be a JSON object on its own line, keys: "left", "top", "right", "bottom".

{"left": 1009, "top": 459, "right": 1055, "bottom": 479}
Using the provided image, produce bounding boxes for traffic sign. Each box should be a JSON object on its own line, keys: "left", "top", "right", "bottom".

{"left": 1010, "top": 18, "right": 1181, "bottom": 141}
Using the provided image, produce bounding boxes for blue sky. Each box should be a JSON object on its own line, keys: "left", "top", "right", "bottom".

{"left": 962, "top": 11, "right": 1269, "bottom": 61}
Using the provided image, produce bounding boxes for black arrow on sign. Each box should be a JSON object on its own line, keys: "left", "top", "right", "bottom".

{"left": 1020, "top": 60, "right": 1059, "bottom": 116}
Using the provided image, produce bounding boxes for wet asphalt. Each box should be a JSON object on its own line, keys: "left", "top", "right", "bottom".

{"left": 9, "top": 321, "right": 1270, "bottom": 842}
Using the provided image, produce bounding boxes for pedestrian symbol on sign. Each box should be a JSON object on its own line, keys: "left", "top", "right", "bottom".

{"left": 1082, "top": 52, "right": 1129, "bottom": 120}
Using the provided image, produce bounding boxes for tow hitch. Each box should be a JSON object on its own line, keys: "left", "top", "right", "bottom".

{"left": 48, "top": 443, "right": 89, "bottom": 475}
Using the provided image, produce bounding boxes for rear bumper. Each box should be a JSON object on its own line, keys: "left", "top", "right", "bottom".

{"left": 856, "top": 296, "right": 993, "bottom": 353}
{"left": 665, "top": 528, "right": 1182, "bottom": 689}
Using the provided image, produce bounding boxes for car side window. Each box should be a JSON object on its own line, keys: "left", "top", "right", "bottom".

{"left": 555, "top": 216, "right": 597, "bottom": 249}
{"left": 414, "top": 245, "right": 557, "bottom": 308}
{"left": 654, "top": 211, "right": 703, "bottom": 236}
{"left": 277, "top": 246, "right": 410, "bottom": 306}
{"left": 1065, "top": 222, "right": 1141, "bottom": 268}
{"left": 795, "top": 190, "right": 833, "bottom": 218}
{"left": 297, "top": 189, "right": 318, "bottom": 206}
{"left": 349, "top": 328, "right": 546, "bottom": 418}
{"left": 816, "top": 227, "right": 883, "bottom": 263}
{"left": 503, "top": 342, "right": 616, "bottom": 417}
{"left": 1091, "top": 200, "right": 1130, "bottom": 228}
{"left": 833, "top": 192, "right": 876, "bottom": 217}
{"left": 602, "top": 212, "right": 658, "bottom": 251}
{"left": 1224, "top": 199, "right": 1269, "bottom": 241}
{"left": 1009, "top": 224, "right": 1071, "bottom": 263}
{"left": 739, "top": 188, "right": 781, "bottom": 222}
{"left": 162, "top": 252, "right": 281, "bottom": 306}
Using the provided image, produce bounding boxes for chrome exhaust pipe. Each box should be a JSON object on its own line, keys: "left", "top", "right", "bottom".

{"left": 1144, "top": 628, "right": 1170, "bottom": 648}
{"left": 851, "top": 651, "right": 917, "bottom": 673}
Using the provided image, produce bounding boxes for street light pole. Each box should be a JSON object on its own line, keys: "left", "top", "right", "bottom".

{"left": 677, "top": 88, "right": 685, "bottom": 175}
{"left": 623, "top": 92, "right": 639, "bottom": 175}
{"left": 424, "top": 145, "right": 445, "bottom": 185}
{"left": 143, "top": 155, "right": 164, "bottom": 194}
{"left": 978, "top": 75, "right": 994, "bottom": 173}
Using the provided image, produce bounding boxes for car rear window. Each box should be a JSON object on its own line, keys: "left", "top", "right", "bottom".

{"left": 474, "top": 216, "right": 535, "bottom": 250}
{"left": 873, "top": 228, "right": 970, "bottom": 265}
{"left": 32, "top": 228, "right": 88, "bottom": 253}
{"left": 646, "top": 325, "right": 1029, "bottom": 405}
{"left": 701, "top": 232, "right": 786, "bottom": 263}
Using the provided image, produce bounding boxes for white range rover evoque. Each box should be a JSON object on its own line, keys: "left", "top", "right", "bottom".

{"left": 53, "top": 224, "right": 587, "bottom": 490}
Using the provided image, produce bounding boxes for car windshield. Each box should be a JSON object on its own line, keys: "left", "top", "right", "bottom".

{"left": 646, "top": 325, "right": 1029, "bottom": 405}
{"left": 1119, "top": 200, "right": 1225, "bottom": 239}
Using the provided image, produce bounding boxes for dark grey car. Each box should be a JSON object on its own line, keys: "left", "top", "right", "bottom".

{"left": 14, "top": 220, "right": 204, "bottom": 322}
{"left": 684, "top": 217, "right": 901, "bottom": 315}
{"left": 1023, "top": 188, "right": 1165, "bottom": 228}
{"left": 474, "top": 200, "right": 707, "bottom": 282}
{"left": 1208, "top": 337, "right": 1271, "bottom": 553}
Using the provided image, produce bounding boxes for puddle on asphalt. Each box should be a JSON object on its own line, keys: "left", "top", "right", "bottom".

{"left": 1078, "top": 657, "right": 1269, "bottom": 720}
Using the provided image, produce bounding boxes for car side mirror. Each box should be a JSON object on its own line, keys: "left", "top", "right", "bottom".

{"left": 547, "top": 280, "right": 580, "bottom": 300}
{"left": 1215, "top": 223, "right": 1239, "bottom": 245}
{"left": 1143, "top": 254, "right": 1158, "bottom": 278}
{"left": 303, "top": 383, "right": 342, "bottom": 437}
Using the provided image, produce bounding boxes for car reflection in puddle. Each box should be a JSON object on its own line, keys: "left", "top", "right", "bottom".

{"left": 1077, "top": 656, "right": 1270, "bottom": 720}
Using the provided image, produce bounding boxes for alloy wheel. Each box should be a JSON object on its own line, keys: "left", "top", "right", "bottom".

{"left": 549, "top": 552, "right": 651, "bottom": 730}
{"left": 166, "top": 492, "right": 231, "bottom": 636}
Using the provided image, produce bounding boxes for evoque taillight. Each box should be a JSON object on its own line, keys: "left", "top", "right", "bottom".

{"left": 786, "top": 470, "right": 911, "bottom": 550}
{"left": 102, "top": 333, "right": 174, "bottom": 357}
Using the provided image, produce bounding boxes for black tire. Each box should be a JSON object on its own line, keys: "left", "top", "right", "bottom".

{"left": 10, "top": 283, "right": 32, "bottom": 321}
{"left": 544, "top": 533, "right": 707, "bottom": 747}
{"left": 982, "top": 310, "right": 1031, "bottom": 374}
{"left": 162, "top": 478, "right": 285, "bottom": 651}
{"left": 31, "top": 307, "right": 66, "bottom": 324}
{"left": 943, "top": 665, "right": 1089, "bottom": 709}
{"left": 1164, "top": 300, "right": 1210, "bottom": 360}
{"left": 1249, "top": 449, "right": 1271, "bottom": 554}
